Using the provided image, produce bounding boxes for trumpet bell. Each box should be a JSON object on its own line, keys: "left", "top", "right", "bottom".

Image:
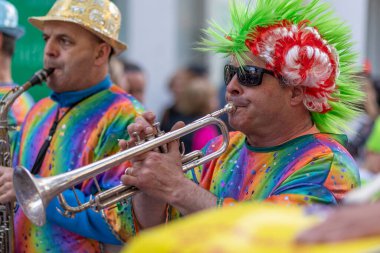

{"left": 13, "top": 166, "right": 47, "bottom": 226}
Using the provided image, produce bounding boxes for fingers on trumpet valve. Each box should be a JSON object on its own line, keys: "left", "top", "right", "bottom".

{"left": 118, "top": 139, "right": 129, "bottom": 150}
{"left": 124, "top": 161, "right": 143, "bottom": 176}
{"left": 127, "top": 118, "right": 158, "bottom": 144}
{"left": 124, "top": 167, "right": 134, "bottom": 176}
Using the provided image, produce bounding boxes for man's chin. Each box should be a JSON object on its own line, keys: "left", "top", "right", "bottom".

{"left": 46, "top": 81, "right": 63, "bottom": 93}
{"left": 228, "top": 117, "right": 240, "bottom": 131}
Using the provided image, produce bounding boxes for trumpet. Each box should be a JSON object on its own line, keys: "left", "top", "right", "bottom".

{"left": 13, "top": 103, "right": 236, "bottom": 226}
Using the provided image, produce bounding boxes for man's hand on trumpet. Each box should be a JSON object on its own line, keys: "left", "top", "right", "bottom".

{"left": 122, "top": 121, "right": 185, "bottom": 202}
{"left": 119, "top": 112, "right": 218, "bottom": 229}
{"left": 119, "top": 112, "right": 157, "bottom": 150}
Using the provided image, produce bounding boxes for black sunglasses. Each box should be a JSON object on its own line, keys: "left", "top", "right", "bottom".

{"left": 224, "top": 64, "right": 276, "bottom": 87}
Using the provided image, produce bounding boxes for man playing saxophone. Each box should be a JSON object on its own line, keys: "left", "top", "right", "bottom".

{"left": 0, "top": 0, "right": 145, "bottom": 252}
{"left": 119, "top": 0, "right": 363, "bottom": 235}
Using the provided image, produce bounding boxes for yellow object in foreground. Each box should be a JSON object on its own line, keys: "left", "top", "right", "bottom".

{"left": 122, "top": 203, "right": 380, "bottom": 253}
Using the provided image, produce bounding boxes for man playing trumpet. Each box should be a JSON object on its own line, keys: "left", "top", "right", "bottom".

{"left": 0, "top": 0, "right": 144, "bottom": 252}
{"left": 120, "top": 0, "right": 363, "bottom": 234}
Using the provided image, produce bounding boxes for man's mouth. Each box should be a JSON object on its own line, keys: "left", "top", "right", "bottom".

{"left": 227, "top": 97, "right": 249, "bottom": 108}
{"left": 44, "top": 61, "right": 61, "bottom": 71}
{"left": 45, "top": 67, "right": 60, "bottom": 77}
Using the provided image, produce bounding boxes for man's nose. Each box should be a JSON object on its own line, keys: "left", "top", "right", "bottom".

{"left": 226, "top": 74, "right": 244, "bottom": 96}
{"left": 44, "top": 39, "right": 59, "bottom": 58}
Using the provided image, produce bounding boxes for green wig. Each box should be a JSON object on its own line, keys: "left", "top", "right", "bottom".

{"left": 200, "top": 0, "right": 364, "bottom": 133}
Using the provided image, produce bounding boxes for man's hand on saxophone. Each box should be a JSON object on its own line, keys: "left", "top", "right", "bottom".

{"left": 0, "top": 166, "right": 16, "bottom": 203}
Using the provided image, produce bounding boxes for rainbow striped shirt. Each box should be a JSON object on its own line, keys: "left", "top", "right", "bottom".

{"left": 12, "top": 80, "right": 144, "bottom": 253}
{"left": 191, "top": 131, "right": 360, "bottom": 206}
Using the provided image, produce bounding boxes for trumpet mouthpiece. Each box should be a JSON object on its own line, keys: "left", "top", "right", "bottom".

{"left": 225, "top": 102, "right": 236, "bottom": 113}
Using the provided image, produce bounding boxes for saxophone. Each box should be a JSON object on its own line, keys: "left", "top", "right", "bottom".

{"left": 0, "top": 68, "right": 53, "bottom": 253}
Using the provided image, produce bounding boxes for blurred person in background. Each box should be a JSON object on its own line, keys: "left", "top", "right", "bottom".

{"left": 121, "top": 60, "right": 146, "bottom": 104}
{"left": 109, "top": 55, "right": 127, "bottom": 90}
{"left": 0, "top": 0, "right": 34, "bottom": 131}
{"left": 346, "top": 69, "right": 379, "bottom": 179}
{"left": 174, "top": 77, "right": 220, "bottom": 151}
{"left": 356, "top": 61, "right": 380, "bottom": 176}
{"left": 363, "top": 114, "right": 380, "bottom": 175}
{"left": 160, "top": 64, "right": 208, "bottom": 132}
{"left": 110, "top": 58, "right": 146, "bottom": 104}
{"left": 161, "top": 64, "right": 218, "bottom": 152}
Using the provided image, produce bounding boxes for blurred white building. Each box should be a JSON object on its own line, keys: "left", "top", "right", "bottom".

{"left": 114, "top": 0, "right": 377, "bottom": 119}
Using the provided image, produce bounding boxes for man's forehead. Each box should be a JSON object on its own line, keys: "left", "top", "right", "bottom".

{"left": 42, "top": 21, "right": 85, "bottom": 35}
{"left": 231, "top": 53, "right": 266, "bottom": 67}
{"left": 42, "top": 20, "right": 101, "bottom": 43}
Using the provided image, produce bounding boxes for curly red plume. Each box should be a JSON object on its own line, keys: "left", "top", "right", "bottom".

{"left": 245, "top": 21, "right": 339, "bottom": 113}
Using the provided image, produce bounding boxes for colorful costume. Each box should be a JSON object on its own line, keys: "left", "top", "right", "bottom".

{"left": 188, "top": 132, "right": 359, "bottom": 207}
{"left": 0, "top": 83, "right": 34, "bottom": 128}
{"left": 13, "top": 77, "right": 144, "bottom": 252}
{"left": 0, "top": 83, "right": 34, "bottom": 151}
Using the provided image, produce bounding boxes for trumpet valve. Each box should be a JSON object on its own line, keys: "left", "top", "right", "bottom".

{"left": 152, "top": 122, "right": 169, "bottom": 153}
{"left": 132, "top": 132, "right": 145, "bottom": 146}
{"left": 153, "top": 122, "right": 165, "bottom": 137}
{"left": 179, "top": 142, "right": 185, "bottom": 156}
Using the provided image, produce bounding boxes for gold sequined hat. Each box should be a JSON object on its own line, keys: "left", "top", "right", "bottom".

{"left": 28, "top": 0, "right": 127, "bottom": 55}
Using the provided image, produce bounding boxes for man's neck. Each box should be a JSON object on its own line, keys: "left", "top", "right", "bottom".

{"left": 246, "top": 119, "right": 318, "bottom": 148}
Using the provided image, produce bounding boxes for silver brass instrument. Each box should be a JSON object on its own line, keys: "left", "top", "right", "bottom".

{"left": 13, "top": 103, "right": 236, "bottom": 227}
{"left": 0, "top": 68, "right": 53, "bottom": 253}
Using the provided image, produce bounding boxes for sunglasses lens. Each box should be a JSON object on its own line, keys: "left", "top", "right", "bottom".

{"left": 224, "top": 65, "right": 236, "bottom": 85}
{"left": 238, "top": 72, "right": 260, "bottom": 86}
{"left": 237, "top": 66, "right": 262, "bottom": 86}
{"left": 224, "top": 65, "right": 269, "bottom": 87}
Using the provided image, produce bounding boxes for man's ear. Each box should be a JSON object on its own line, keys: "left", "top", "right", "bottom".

{"left": 94, "top": 43, "right": 112, "bottom": 66}
{"left": 289, "top": 85, "right": 305, "bottom": 106}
